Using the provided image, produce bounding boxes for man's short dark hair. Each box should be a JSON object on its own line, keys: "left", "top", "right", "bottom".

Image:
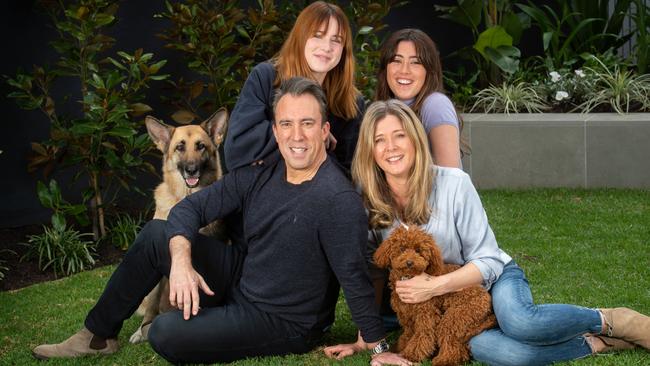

{"left": 272, "top": 77, "right": 328, "bottom": 124}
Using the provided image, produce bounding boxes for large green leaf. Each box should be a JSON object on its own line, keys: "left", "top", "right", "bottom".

{"left": 107, "top": 126, "right": 136, "bottom": 138}
{"left": 36, "top": 181, "right": 53, "bottom": 209}
{"left": 474, "top": 26, "right": 513, "bottom": 59}
{"left": 484, "top": 45, "right": 521, "bottom": 74}
{"left": 501, "top": 12, "right": 525, "bottom": 44}
{"left": 435, "top": 0, "right": 482, "bottom": 31}
{"left": 51, "top": 213, "right": 66, "bottom": 232}
{"left": 70, "top": 122, "right": 103, "bottom": 135}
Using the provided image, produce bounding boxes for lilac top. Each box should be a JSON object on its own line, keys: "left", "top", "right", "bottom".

{"left": 418, "top": 92, "right": 459, "bottom": 133}
{"left": 403, "top": 93, "right": 462, "bottom": 165}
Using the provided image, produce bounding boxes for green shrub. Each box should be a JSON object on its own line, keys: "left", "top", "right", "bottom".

{"left": 516, "top": 0, "right": 633, "bottom": 69}
{"left": 470, "top": 80, "right": 548, "bottom": 113}
{"left": 6, "top": 0, "right": 167, "bottom": 239}
{"left": 107, "top": 212, "right": 145, "bottom": 251}
{"left": 23, "top": 225, "right": 96, "bottom": 277}
{"left": 436, "top": 0, "right": 528, "bottom": 87}
{"left": 576, "top": 55, "right": 650, "bottom": 114}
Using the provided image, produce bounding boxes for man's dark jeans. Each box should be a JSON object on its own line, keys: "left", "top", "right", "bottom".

{"left": 84, "top": 219, "right": 318, "bottom": 363}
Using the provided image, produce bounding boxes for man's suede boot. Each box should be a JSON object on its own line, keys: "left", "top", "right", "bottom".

{"left": 600, "top": 307, "right": 650, "bottom": 349}
{"left": 32, "top": 327, "right": 118, "bottom": 359}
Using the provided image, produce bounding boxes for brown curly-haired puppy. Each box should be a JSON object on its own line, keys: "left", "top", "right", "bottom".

{"left": 374, "top": 226, "right": 497, "bottom": 366}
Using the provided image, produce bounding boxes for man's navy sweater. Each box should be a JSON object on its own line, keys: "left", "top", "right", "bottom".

{"left": 166, "top": 156, "right": 385, "bottom": 342}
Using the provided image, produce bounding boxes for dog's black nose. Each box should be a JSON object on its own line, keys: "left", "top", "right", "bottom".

{"left": 184, "top": 164, "right": 199, "bottom": 176}
{"left": 406, "top": 260, "right": 413, "bottom": 267}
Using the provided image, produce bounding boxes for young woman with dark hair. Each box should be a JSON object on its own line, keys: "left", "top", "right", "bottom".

{"left": 376, "top": 28, "right": 466, "bottom": 168}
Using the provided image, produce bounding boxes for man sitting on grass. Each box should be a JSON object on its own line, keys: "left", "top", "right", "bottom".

{"left": 32, "top": 77, "right": 396, "bottom": 363}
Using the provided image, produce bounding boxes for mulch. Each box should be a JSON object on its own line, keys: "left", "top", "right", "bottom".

{"left": 0, "top": 224, "right": 125, "bottom": 292}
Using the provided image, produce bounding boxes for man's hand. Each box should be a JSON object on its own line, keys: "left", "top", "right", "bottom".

{"left": 323, "top": 332, "right": 368, "bottom": 360}
{"left": 323, "top": 331, "right": 366, "bottom": 360}
{"left": 323, "top": 342, "right": 364, "bottom": 360}
{"left": 168, "top": 235, "right": 214, "bottom": 320}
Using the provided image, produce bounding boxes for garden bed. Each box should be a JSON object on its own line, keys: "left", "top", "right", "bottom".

{"left": 0, "top": 225, "right": 125, "bottom": 292}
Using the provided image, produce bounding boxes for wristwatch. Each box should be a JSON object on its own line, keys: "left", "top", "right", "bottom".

{"left": 371, "top": 339, "right": 390, "bottom": 355}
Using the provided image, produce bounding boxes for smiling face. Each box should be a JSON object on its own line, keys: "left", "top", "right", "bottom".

{"left": 372, "top": 114, "right": 415, "bottom": 183}
{"left": 386, "top": 41, "right": 426, "bottom": 101}
{"left": 273, "top": 93, "right": 330, "bottom": 184}
{"left": 304, "top": 17, "right": 344, "bottom": 84}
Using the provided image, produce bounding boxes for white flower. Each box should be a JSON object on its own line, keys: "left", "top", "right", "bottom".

{"left": 575, "top": 69, "right": 585, "bottom": 77}
{"left": 549, "top": 71, "right": 562, "bottom": 82}
{"left": 554, "top": 91, "right": 569, "bottom": 101}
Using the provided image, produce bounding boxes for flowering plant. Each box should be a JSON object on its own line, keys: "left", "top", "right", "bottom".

{"left": 537, "top": 68, "right": 599, "bottom": 112}
{"left": 469, "top": 53, "right": 650, "bottom": 114}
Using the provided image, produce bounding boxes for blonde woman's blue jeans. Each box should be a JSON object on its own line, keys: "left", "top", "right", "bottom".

{"left": 469, "top": 261, "right": 602, "bottom": 366}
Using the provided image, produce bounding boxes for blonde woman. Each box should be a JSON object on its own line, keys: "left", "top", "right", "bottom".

{"left": 224, "top": 1, "right": 363, "bottom": 171}
{"left": 326, "top": 99, "right": 650, "bottom": 366}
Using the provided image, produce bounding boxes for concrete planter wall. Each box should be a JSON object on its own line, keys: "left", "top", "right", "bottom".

{"left": 459, "top": 113, "right": 650, "bottom": 189}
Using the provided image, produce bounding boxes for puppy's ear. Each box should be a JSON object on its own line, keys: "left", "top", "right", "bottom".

{"left": 145, "top": 116, "right": 174, "bottom": 153}
{"left": 202, "top": 108, "right": 228, "bottom": 147}
{"left": 422, "top": 233, "right": 444, "bottom": 275}
{"left": 373, "top": 240, "right": 393, "bottom": 269}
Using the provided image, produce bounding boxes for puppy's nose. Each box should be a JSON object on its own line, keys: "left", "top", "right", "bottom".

{"left": 406, "top": 260, "right": 413, "bottom": 268}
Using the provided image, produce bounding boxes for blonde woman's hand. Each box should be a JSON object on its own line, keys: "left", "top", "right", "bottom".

{"left": 370, "top": 352, "right": 413, "bottom": 366}
{"left": 395, "top": 272, "right": 445, "bottom": 303}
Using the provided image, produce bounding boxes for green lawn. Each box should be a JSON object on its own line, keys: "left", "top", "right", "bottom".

{"left": 1, "top": 189, "right": 649, "bottom": 365}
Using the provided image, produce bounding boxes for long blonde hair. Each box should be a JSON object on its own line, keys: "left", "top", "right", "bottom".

{"left": 352, "top": 100, "right": 435, "bottom": 228}
{"left": 273, "top": 1, "right": 359, "bottom": 120}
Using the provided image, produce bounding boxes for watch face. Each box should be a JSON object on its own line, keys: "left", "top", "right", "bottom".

{"left": 372, "top": 339, "right": 389, "bottom": 354}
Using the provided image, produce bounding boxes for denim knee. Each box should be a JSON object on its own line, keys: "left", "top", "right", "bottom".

{"left": 494, "top": 304, "right": 542, "bottom": 341}
{"left": 470, "top": 330, "right": 539, "bottom": 366}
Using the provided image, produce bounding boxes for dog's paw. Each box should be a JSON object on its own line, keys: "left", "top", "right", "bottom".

{"left": 129, "top": 329, "right": 145, "bottom": 344}
{"left": 129, "top": 323, "right": 151, "bottom": 344}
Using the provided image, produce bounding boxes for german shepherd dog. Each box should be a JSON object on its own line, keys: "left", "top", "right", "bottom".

{"left": 128, "top": 109, "right": 228, "bottom": 344}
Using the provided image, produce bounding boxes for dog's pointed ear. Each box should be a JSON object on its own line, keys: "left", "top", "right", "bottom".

{"left": 373, "top": 240, "right": 393, "bottom": 269}
{"left": 145, "top": 116, "right": 174, "bottom": 152}
{"left": 202, "top": 108, "right": 228, "bottom": 147}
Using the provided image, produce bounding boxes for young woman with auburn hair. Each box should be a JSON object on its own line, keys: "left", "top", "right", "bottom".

{"left": 376, "top": 28, "right": 466, "bottom": 168}
{"left": 224, "top": 1, "right": 363, "bottom": 172}
{"left": 325, "top": 99, "right": 650, "bottom": 366}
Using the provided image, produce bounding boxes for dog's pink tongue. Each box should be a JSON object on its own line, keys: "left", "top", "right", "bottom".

{"left": 185, "top": 177, "right": 199, "bottom": 186}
